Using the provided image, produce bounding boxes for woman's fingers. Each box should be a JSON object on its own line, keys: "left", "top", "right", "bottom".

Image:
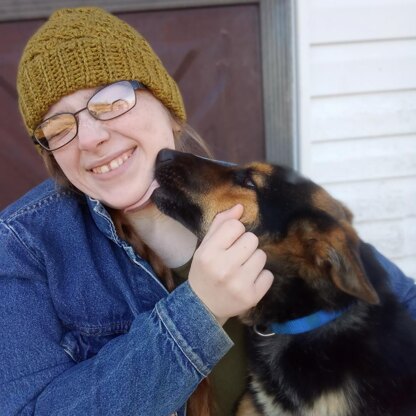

{"left": 203, "top": 204, "right": 244, "bottom": 246}
{"left": 226, "top": 249, "right": 272, "bottom": 306}
{"left": 189, "top": 204, "right": 274, "bottom": 324}
{"left": 227, "top": 232, "right": 259, "bottom": 263}
{"left": 253, "top": 269, "right": 274, "bottom": 302}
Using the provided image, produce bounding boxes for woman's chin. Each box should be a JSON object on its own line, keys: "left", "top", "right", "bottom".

{"left": 123, "top": 199, "right": 155, "bottom": 213}
{"left": 122, "top": 180, "right": 160, "bottom": 213}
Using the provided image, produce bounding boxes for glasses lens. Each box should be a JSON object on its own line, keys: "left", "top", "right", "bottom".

{"left": 34, "top": 113, "right": 77, "bottom": 150}
{"left": 88, "top": 81, "right": 136, "bottom": 121}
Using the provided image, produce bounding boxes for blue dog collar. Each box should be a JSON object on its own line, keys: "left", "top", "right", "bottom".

{"left": 271, "top": 309, "right": 347, "bottom": 334}
{"left": 254, "top": 308, "right": 348, "bottom": 336}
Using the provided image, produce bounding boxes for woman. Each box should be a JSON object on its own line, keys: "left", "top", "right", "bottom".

{"left": 1, "top": 6, "right": 415, "bottom": 416}
{"left": 1, "top": 7, "right": 272, "bottom": 416}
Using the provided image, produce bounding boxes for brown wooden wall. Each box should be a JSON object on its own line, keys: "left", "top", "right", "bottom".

{"left": 0, "top": 4, "right": 264, "bottom": 210}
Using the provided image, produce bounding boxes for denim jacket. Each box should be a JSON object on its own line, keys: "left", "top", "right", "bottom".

{"left": 1, "top": 180, "right": 415, "bottom": 416}
{"left": 0, "top": 179, "right": 233, "bottom": 416}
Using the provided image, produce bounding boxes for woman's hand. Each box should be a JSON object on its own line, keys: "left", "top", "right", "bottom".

{"left": 188, "top": 204, "right": 274, "bottom": 325}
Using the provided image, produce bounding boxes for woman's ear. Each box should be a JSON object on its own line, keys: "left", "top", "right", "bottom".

{"left": 170, "top": 117, "right": 183, "bottom": 153}
{"left": 170, "top": 115, "right": 182, "bottom": 136}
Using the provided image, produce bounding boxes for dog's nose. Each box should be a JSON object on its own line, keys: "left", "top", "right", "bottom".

{"left": 156, "top": 148, "right": 180, "bottom": 166}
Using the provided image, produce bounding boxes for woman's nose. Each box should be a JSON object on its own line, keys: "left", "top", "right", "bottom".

{"left": 76, "top": 111, "right": 110, "bottom": 151}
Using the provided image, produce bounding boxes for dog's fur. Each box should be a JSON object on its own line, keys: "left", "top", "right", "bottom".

{"left": 152, "top": 149, "right": 416, "bottom": 416}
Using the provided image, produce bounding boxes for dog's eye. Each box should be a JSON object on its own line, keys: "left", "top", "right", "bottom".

{"left": 234, "top": 170, "right": 257, "bottom": 190}
{"left": 243, "top": 176, "right": 256, "bottom": 189}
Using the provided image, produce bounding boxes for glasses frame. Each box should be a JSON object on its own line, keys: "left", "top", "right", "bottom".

{"left": 32, "top": 80, "right": 145, "bottom": 152}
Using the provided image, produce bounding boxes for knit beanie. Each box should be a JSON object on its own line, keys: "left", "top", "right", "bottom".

{"left": 17, "top": 7, "right": 186, "bottom": 135}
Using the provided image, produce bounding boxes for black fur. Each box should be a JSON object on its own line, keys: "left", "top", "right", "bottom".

{"left": 245, "top": 245, "right": 416, "bottom": 415}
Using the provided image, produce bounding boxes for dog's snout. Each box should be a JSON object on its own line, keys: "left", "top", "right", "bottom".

{"left": 156, "top": 148, "right": 181, "bottom": 166}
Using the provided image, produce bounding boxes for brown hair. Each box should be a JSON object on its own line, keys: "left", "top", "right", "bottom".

{"left": 41, "top": 120, "right": 215, "bottom": 416}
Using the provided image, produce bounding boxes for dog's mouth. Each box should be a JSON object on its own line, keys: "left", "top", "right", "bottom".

{"left": 152, "top": 186, "right": 203, "bottom": 235}
{"left": 151, "top": 149, "right": 206, "bottom": 237}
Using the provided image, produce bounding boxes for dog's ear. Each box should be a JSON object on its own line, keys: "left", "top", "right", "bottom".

{"left": 303, "top": 221, "right": 380, "bottom": 305}
{"left": 325, "top": 241, "right": 380, "bottom": 304}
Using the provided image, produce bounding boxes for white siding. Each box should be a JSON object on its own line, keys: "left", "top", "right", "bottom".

{"left": 296, "top": 0, "right": 416, "bottom": 277}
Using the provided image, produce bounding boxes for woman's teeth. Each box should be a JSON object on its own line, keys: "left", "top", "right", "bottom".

{"left": 92, "top": 150, "right": 133, "bottom": 174}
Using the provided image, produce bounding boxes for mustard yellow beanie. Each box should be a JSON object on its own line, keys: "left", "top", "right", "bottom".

{"left": 17, "top": 7, "right": 186, "bottom": 135}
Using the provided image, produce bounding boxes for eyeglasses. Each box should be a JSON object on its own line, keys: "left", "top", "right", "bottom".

{"left": 32, "top": 80, "right": 145, "bottom": 151}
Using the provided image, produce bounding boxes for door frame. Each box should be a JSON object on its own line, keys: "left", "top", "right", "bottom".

{"left": 0, "top": 0, "right": 298, "bottom": 167}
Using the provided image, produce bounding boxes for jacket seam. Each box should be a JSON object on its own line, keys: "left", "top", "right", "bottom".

{"left": 62, "top": 320, "right": 133, "bottom": 335}
{"left": 155, "top": 303, "right": 207, "bottom": 378}
{"left": 88, "top": 197, "right": 121, "bottom": 243}
{"left": 2, "top": 188, "right": 73, "bottom": 223}
{"left": 129, "top": 253, "right": 169, "bottom": 294}
{"left": 0, "top": 221, "right": 45, "bottom": 269}
{"left": 93, "top": 206, "right": 119, "bottom": 242}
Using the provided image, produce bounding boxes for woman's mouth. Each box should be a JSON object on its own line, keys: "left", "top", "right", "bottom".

{"left": 90, "top": 149, "right": 134, "bottom": 174}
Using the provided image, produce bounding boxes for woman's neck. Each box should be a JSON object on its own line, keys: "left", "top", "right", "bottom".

{"left": 125, "top": 203, "right": 198, "bottom": 269}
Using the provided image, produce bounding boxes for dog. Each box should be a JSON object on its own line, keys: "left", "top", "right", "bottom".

{"left": 152, "top": 148, "right": 416, "bottom": 416}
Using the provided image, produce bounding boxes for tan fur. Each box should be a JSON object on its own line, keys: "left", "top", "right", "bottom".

{"left": 240, "top": 377, "right": 358, "bottom": 416}
{"left": 304, "top": 388, "right": 355, "bottom": 416}
{"left": 311, "top": 189, "right": 353, "bottom": 223}
{"left": 235, "top": 393, "right": 263, "bottom": 416}
{"left": 199, "top": 184, "right": 259, "bottom": 234}
{"left": 249, "top": 162, "right": 274, "bottom": 183}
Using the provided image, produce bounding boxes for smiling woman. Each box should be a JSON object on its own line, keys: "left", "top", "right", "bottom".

{"left": 0, "top": 6, "right": 273, "bottom": 416}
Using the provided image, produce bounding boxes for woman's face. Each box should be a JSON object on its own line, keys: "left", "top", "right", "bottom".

{"left": 46, "top": 87, "right": 176, "bottom": 211}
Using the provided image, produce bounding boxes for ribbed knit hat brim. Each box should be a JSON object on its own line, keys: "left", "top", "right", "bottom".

{"left": 17, "top": 7, "right": 186, "bottom": 134}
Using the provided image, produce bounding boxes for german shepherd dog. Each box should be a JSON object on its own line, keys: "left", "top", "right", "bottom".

{"left": 152, "top": 149, "right": 416, "bottom": 416}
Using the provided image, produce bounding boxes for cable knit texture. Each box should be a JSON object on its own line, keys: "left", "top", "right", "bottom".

{"left": 17, "top": 7, "right": 186, "bottom": 134}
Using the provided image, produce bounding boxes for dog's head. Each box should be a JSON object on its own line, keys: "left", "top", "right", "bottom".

{"left": 152, "top": 149, "right": 379, "bottom": 326}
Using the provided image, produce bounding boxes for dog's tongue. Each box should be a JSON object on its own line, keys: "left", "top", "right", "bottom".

{"left": 123, "top": 179, "right": 160, "bottom": 213}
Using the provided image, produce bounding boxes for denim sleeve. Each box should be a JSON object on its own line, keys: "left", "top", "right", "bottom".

{"left": 0, "top": 224, "right": 233, "bottom": 416}
{"left": 365, "top": 243, "right": 416, "bottom": 318}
